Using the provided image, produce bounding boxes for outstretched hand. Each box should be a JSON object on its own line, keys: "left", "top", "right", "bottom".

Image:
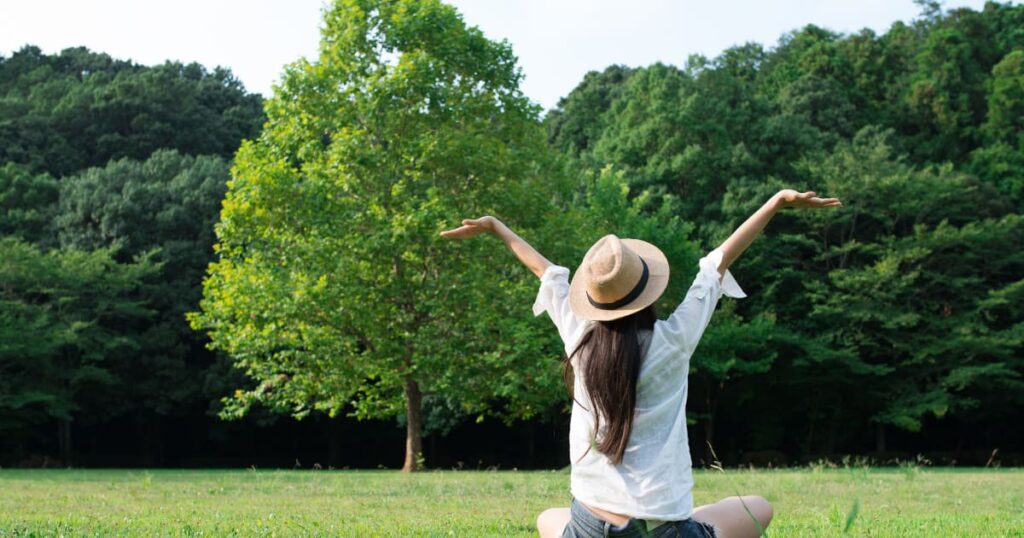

{"left": 439, "top": 216, "right": 499, "bottom": 240}
{"left": 776, "top": 189, "right": 842, "bottom": 209}
{"left": 439, "top": 216, "right": 552, "bottom": 277}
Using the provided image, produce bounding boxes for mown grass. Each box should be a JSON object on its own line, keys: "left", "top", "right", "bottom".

{"left": 0, "top": 467, "right": 1021, "bottom": 537}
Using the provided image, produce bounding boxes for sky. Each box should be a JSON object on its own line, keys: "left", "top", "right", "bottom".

{"left": 0, "top": 0, "right": 1006, "bottom": 110}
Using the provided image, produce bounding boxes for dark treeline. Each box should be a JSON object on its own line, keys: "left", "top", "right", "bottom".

{"left": 2, "top": 1, "right": 1023, "bottom": 469}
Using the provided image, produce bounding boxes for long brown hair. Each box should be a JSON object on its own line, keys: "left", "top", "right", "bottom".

{"left": 564, "top": 305, "right": 656, "bottom": 465}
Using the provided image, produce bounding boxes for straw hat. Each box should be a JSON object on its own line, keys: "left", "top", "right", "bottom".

{"left": 569, "top": 234, "right": 670, "bottom": 321}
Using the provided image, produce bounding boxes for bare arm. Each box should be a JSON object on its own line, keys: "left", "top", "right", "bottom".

{"left": 717, "top": 189, "right": 841, "bottom": 276}
{"left": 440, "top": 216, "right": 552, "bottom": 278}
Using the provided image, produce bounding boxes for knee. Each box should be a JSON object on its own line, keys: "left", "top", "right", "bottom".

{"left": 745, "top": 495, "right": 773, "bottom": 528}
{"left": 537, "top": 508, "right": 569, "bottom": 538}
{"left": 536, "top": 508, "right": 553, "bottom": 529}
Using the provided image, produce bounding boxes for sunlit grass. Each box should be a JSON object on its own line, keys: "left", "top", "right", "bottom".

{"left": 0, "top": 467, "right": 1021, "bottom": 536}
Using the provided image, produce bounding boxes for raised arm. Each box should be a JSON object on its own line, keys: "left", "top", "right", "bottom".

{"left": 440, "top": 216, "right": 552, "bottom": 278}
{"left": 717, "top": 189, "right": 841, "bottom": 276}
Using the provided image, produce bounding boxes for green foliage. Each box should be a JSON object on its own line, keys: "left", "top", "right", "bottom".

{"left": 191, "top": 0, "right": 566, "bottom": 459}
{"left": 544, "top": 65, "right": 634, "bottom": 156}
{"left": 971, "top": 49, "right": 1024, "bottom": 207}
{"left": 0, "top": 162, "right": 57, "bottom": 246}
{"left": 588, "top": 59, "right": 769, "bottom": 221}
{"left": 1, "top": 44, "right": 264, "bottom": 459}
{"left": 0, "top": 45, "right": 265, "bottom": 463}
{"left": 0, "top": 46, "right": 264, "bottom": 178}
{"left": 763, "top": 130, "right": 1021, "bottom": 439}
{"left": 980, "top": 49, "right": 1024, "bottom": 146}
{"left": 56, "top": 150, "right": 233, "bottom": 417}
{"left": 0, "top": 238, "right": 156, "bottom": 441}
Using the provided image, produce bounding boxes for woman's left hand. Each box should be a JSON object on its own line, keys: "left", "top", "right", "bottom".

{"left": 775, "top": 189, "right": 842, "bottom": 209}
{"left": 440, "top": 216, "right": 500, "bottom": 240}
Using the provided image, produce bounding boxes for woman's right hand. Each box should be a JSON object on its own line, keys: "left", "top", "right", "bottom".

{"left": 774, "top": 189, "right": 842, "bottom": 209}
{"left": 440, "top": 216, "right": 501, "bottom": 240}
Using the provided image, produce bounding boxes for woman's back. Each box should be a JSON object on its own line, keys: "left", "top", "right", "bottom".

{"left": 535, "top": 247, "right": 745, "bottom": 521}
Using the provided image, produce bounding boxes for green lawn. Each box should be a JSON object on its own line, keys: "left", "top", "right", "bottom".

{"left": 0, "top": 467, "right": 1021, "bottom": 537}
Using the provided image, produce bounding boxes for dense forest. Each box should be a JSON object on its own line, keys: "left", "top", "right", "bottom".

{"left": 1, "top": 0, "right": 1022, "bottom": 469}
{"left": 0, "top": 46, "right": 267, "bottom": 466}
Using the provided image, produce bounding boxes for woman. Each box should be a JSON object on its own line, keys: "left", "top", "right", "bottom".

{"left": 442, "top": 189, "right": 841, "bottom": 538}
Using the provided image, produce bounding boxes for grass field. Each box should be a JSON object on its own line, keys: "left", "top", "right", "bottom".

{"left": 0, "top": 467, "right": 1021, "bottom": 537}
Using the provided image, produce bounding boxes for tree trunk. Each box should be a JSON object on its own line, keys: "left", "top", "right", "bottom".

{"left": 57, "top": 418, "right": 72, "bottom": 467}
{"left": 875, "top": 423, "right": 887, "bottom": 453}
{"left": 401, "top": 376, "right": 423, "bottom": 472}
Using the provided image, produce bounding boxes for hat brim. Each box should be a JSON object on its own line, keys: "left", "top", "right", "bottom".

{"left": 569, "top": 238, "right": 670, "bottom": 322}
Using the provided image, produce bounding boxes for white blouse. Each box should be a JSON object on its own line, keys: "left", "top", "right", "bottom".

{"left": 532, "top": 247, "right": 745, "bottom": 522}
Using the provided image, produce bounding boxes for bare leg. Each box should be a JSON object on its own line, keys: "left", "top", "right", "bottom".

{"left": 537, "top": 507, "right": 571, "bottom": 538}
{"left": 692, "top": 495, "right": 773, "bottom": 538}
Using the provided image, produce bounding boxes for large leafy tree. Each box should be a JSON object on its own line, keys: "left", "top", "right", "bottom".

{"left": 192, "top": 0, "right": 565, "bottom": 471}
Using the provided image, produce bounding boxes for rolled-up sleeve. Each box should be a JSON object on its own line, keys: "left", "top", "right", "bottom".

{"left": 659, "top": 248, "right": 746, "bottom": 354}
{"left": 532, "top": 265, "right": 586, "bottom": 352}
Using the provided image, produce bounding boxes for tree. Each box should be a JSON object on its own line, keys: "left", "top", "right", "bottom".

{"left": 971, "top": 50, "right": 1024, "bottom": 208}
{"left": 56, "top": 150, "right": 231, "bottom": 462}
{"left": 902, "top": 8, "right": 997, "bottom": 164}
{"left": 0, "top": 238, "right": 156, "bottom": 464}
{"left": 790, "top": 129, "right": 1018, "bottom": 450}
{"left": 588, "top": 63, "right": 693, "bottom": 198}
{"left": 191, "top": 0, "right": 565, "bottom": 471}
{"left": 0, "top": 162, "right": 58, "bottom": 246}
{"left": 544, "top": 65, "right": 634, "bottom": 157}
{"left": 0, "top": 46, "right": 264, "bottom": 178}
{"left": 586, "top": 54, "right": 771, "bottom": 226}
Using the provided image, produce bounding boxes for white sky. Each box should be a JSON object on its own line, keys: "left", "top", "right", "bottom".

{"left": 0, "top": 0, "right": 1008, "bottom": 110}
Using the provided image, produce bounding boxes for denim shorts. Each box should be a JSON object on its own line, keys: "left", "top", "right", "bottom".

{"left": 561, "top": 499, "right": 717, "bottom": 538}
